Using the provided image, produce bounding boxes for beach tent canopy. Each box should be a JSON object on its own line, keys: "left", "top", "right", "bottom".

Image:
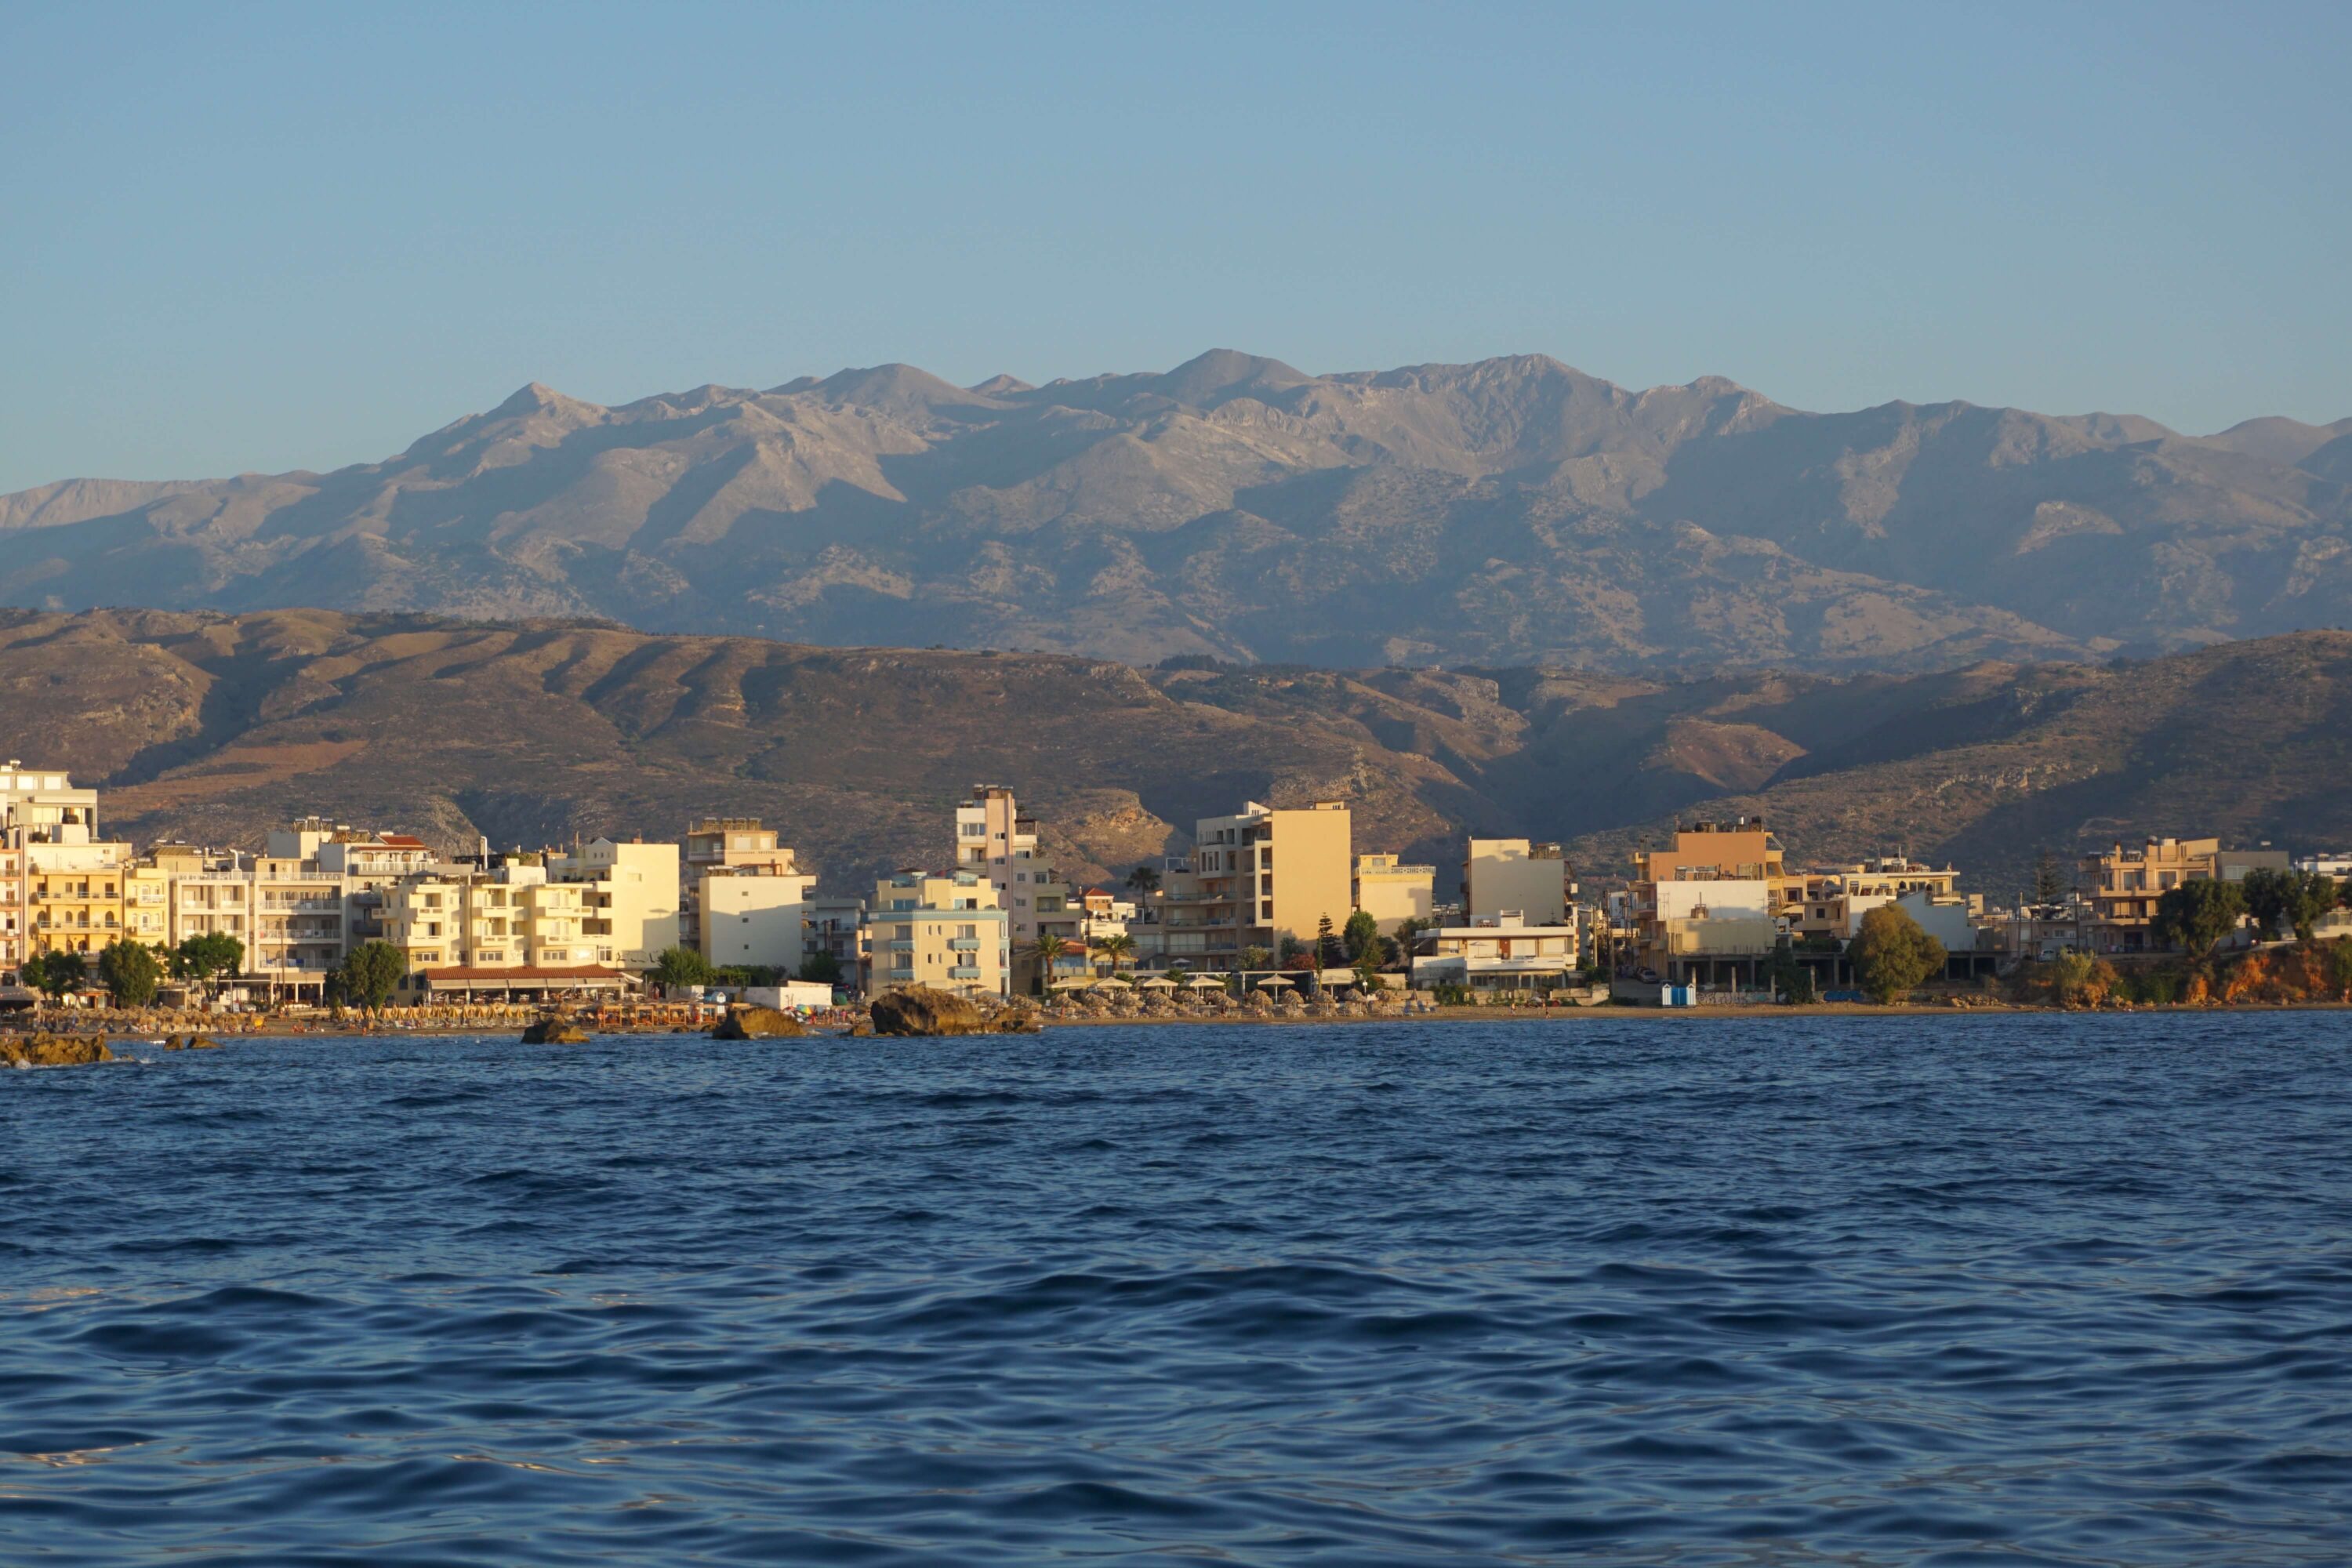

{"left": 1138, "top": 976, "right": 1178, "bottom": 989}
{"left": 1050, "top": 978, "right": 1094, "bottom": 992}
{"left": 1256, "top": 975, "right": 1294, "bottom": 989}
{"left": 1185, "top": 973, "right": 1228, "bottom": 987}
{"left": 1089, "top": 976, "right": 1133, "bottom": 990}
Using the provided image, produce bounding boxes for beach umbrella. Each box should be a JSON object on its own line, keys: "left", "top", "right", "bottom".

{"left": 1256, "top": 975, "right": 1294, "bottom": 989}
{"left": 1089, "top": 975, "right": 1133, "bottom": 990}
{"left": 1050, "top": 978, "right": 1093, "bottom": 992}
{"left": 1138, "top": 975, "right": 1178, "bottom": 989}
{"left": 1185, "top": 972, "right": 1227, "bottom": 988}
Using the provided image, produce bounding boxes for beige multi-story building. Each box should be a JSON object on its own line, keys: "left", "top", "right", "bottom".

{"left": 159, "top": 848, "right": 350, "bottom": 995}
{"left": 1628, "top": 822, "right": 1791, "bottom": 984}
{"left": 1353, "top": 853, "right": 1436, "bottom": 935}
{"left": 681, "top": 819, "right": 815, "bottom": 973}
{"left": 1788, "top": 857, "right": 1969, "bottom": 943}
{"left": 866, "top": 869, "right": 1010, "bottom": 997}
{"left": 550, "top": 837, "right": 681, "bottom": 969}
{"left": 383, "top": 861, "right": 623, "bottom": 999}
{"left": 272, "top": 825, "right": 438, "bottom": 949}
{"left": 700, "top": 862, "right": 819, "bottom": 971}
{"left": 0, "top": 842, "right": 21, "bottom": 978}
{"left": 124, "top": 862, "right": 170, "bottom": 947}
{"left": 1462, "top": 839, "right": 1568, "bottom": 927}
{"left": 956, "top": 786, "right": 1085, "bottom": 988}
{"left": 0, "top": 762, "right": 101, "bottom": 849}
{"left": 803, "top": 894, "right": 867, "bottom": 979}
{"left": 2081, "top": 837, "right": 2289, "bottom": 952}
{"left": 1151, "top": 800, "right": 1353, "bottom": 969}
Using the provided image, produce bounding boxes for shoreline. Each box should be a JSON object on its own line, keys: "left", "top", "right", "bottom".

{"left": 14, "top": 996, "right": 2351, "bottom": 1044}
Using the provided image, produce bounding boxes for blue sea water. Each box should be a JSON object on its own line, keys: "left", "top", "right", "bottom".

{"left": 3, "top": 1014, "right": 2350, "bottom": 1565}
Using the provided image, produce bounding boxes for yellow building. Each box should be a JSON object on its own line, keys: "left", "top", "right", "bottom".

{"left": 1154, "top": 800, "right": 1353, "bottom": 968}
{"left": 1462, "top": 839, "right": 1569, "bottom": 927}
{"left": 1352, "top": 852, "right": 1436, "bottom": 935}
{"left": 684, "top": 818, "right": 798, "bottom": 956}
{"left": 551, "top": 837, "right": 681, "bottom": 969}
{"left": 866, "top": 870, "right": 1010, "bottom": 997}
{"left": 26, "top": 840, "right": 131, "bottom": 958}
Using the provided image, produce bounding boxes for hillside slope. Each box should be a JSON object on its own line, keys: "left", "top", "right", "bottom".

{"left": 4, "top": 609, "right": 2350, "bottom": 897}
{"left": 6, "top": 353, "right": 2348, "bottom": 671}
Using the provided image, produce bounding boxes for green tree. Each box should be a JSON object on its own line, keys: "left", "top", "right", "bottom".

{"left": 339, "top": 941, "right": 407, "bottom": 1012}
{"left": 25, "top": 950, "right": 84, "bottom": 1000}
{"left": 96, "top": 939, "right": 163, "bottom": 1007}
{"left": 1341, "top": 909, "right": 1380, "bottom": 962}
{"left": 2258, "top": 869, "right": 2333, "bottom": 945}
{"left": 1764, "top": 936, "right": 1817, "bottom": 1004}
{"left": 649, "top": 945, "right": 715, "bottom": 992}
{"left": 1316, "top": 913, "right": 1342, "bottom": 968}
{"left": 176, "top": 931, "right": 245, "bottom": 995}
{"left": 1124, "top": 863, "right": 1161, "bottom": 896}
{"left": 1239, "top": 945, "right": 1273, "bottom": 972}
{"left": 1027, "top": 932, "right": 1073, "bottom": 994}
{"left": 1094, "top": 931, "right": 1137, "bottom": 972}
{"left": 1351, "top": 949, "right": 1383, "bottom": 993}
{"left": 2152, "top": 879, "right": 2245, "bottom": 955}
{"left": 798, "top": 950, "right": 843, "bottom": 985}
{"left": 1849, "top": 905, "right": 1947, "bottom": 1004}
{"left": 2032, "top": 849, "right": 2067, "bottom": 906}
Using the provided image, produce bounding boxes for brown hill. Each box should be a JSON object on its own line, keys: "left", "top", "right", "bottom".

{"left": 4, "top": 608, "right": 2350, "bottom": 899}
{"left": 6, "top": 352, "right": 2348, "bottom": 672}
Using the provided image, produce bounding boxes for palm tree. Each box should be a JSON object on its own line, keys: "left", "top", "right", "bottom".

{"left": 1027, "top": 933, "right": 1073, "bottom": 996}
{"left": 1125, "top": 864, "right": 1161, "bottom": 897}
{"left": 1094, "top": 931, "right": 1137, "bottom": 974}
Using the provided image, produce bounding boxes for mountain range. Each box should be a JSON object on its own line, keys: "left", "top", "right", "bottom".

{"left": 7, "top": 608, "right": 2350, "bottom": 897}
{"left": 6, "top": 352, "right": 2350, "bottom": 671}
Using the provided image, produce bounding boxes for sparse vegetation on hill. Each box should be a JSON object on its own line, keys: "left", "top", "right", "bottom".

{"left": 6, "top": 608, "right": 2352, "bottom": 897}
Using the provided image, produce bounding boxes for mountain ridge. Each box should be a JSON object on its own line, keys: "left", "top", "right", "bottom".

{"left": 5, "top": 351, "right": 2348, "bottom": 673}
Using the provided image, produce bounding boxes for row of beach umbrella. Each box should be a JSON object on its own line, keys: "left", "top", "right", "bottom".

{"left": 1048, "top": 973, "right": 1301, "bottom": 993}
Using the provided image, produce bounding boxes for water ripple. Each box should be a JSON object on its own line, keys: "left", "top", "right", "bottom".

{"left": 2, "top": 1014, "right": 2350, "bottom": 1563}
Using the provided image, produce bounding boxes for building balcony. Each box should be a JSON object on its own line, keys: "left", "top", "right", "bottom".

{"left": 948, "top": 938, "right": 980, "bottom": 951}
{"left": 949, "top": 966, "right": 982, "bottom": 979}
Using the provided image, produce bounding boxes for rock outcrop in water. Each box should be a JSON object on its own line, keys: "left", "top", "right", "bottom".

{"left": 2, "top": 1033, "right": 114, "bottom": 1067}
{"left": 521, "top": 1018, "right": 592, "bottom": 1045}
{"left": 869, "top": 988, "right": 987, "bottom": 1037}
{"left": 711, "top": 1006, "right": 806, "bottom": 1040}
{"left": 162, "top": 1034, "right": 222, "bottom": 1051}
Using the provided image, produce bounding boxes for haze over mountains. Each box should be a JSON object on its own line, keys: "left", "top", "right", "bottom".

{"left": 7, "top": 352, "right": 2350, "bottom": 673}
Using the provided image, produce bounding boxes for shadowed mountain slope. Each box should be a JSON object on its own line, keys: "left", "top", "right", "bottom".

{"left": 8, "top": 353, "right": 2349, "bottom": 672}
{"left": 6, "top": 608, "right": 2351, "bottom": 898}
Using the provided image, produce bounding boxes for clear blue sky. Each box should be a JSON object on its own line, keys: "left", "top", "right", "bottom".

{"left": 3, "top": 1, "right": 2347, "bottom": 493}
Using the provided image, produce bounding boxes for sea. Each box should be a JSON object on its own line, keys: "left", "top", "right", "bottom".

{"left": 3, "top": 1014, "right": 2349, "bottom": 1566}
